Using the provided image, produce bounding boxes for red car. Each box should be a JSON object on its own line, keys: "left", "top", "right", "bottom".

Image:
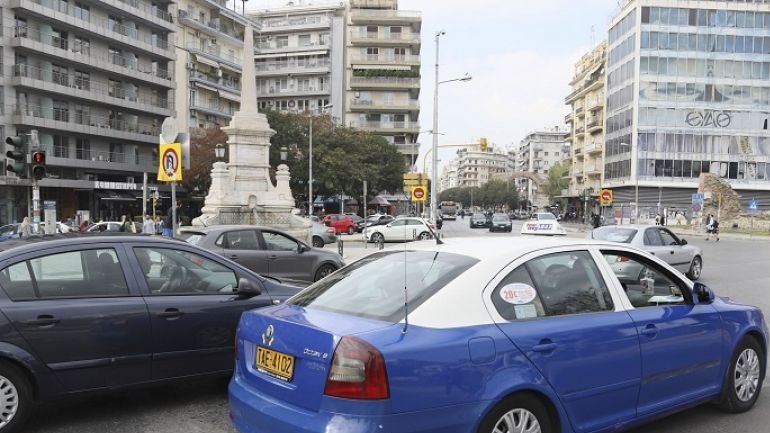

{"left": 322, "top": 214, "right": 358, "bottom": 235}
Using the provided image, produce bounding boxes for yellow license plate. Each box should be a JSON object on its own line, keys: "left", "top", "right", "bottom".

{"left": 255, "top": 346, "right": 295, "bottom": 382}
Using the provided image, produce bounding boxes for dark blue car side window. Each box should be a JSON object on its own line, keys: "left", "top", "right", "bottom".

{"left": 0, "top": 262, "right": 35, "bottom": 301}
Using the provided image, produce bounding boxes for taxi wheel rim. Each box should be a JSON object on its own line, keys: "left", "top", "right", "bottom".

{"left": 492, "top": 408, "right": 541, "bottom": 433}
{"left": 735, "top": 348, "right": 761, "bottom": 402}
{"left": 0, "top": 375, "right": 19, "bottom": 428}
{"left": 690, "top": 258, "right": 702, "bottom": 279}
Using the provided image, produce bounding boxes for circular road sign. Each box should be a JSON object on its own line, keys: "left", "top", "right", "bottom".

{"left": 412, "top": 186, "right": 426, "bottom": 201}
{"left": 600, "top": 189, "right": 613, "bottom": 204}
{"left": 162, "top": 147, "right": 180, "bottom": 178}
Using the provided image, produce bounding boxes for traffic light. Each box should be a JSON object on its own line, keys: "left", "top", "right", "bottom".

{"left": 32, "top": 150, "right": 46, "bottom": 180}
{"left": 479, "top": 137, "right": 488, "bottom": 152}
{"left": 5, "top": 136, "right": 26, "bottom": 177}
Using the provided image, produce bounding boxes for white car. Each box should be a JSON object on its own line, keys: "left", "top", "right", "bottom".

{"left": 521, "top": 212, "right": 567, "bottom": 236}
{"left": 365, "top": 217, "right": 435, "bottom": 243}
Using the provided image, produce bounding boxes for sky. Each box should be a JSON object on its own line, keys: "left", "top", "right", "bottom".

{"left": 246, "top": 0, "right": 623, "bottom": 175}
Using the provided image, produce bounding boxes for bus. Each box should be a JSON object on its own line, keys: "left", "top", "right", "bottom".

{"left": 439, "top": 201, "right": 458, "bottom": 220}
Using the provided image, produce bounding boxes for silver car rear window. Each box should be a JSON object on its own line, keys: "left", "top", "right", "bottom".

{"left": 592, "top": 227, "right": 637, "bottom": 243}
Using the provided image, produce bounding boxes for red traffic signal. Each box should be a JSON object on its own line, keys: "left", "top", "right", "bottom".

{"left": 32, "top": 150, "right": 46, "bottom": 180}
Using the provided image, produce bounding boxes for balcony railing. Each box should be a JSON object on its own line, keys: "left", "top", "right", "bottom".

{"left": 22, "top": 0, "right": 170, "bottom": 50}
{"left": 262, "top": 16, "right": 330, "bottom": 28}
{"left": 115, "top": 0, "right": 173, "bottom": 23}
{"left": 587, "top": 118, "right": 603, "bottom": 131}
{"left": 186, "top": 41, "right": 241, "bottom": 66}
{"left": 261, "top": 86, "right": 330, "bottom": 95}
{"left": 350, "top": 99, "right": 420, "bottom": 109}
{"left": 355, "top": 120, "right": 419, "bottom": 130}
{"left": 191, "top": 71, "right": 241, "bottom": 92}
{"left": 350, "top": 53, "right": 419, "bottom": 64}
{"left": 178, "top": 10, "right": 244, "bottom": 41}
{"left": 255, "top": 59, "right": 330, "bottom": 72}
{"left": 584, "top": 142, "right": 603, "bottom": 153}
{"left": 190, "top": 100, "right": 235, "bottom": 116}
{"left": 350, "top": 76, "right": 420, "bottom": 86}
{"left": 12, "top": 104, "right": 161, "bottom": 136}
{"left": 11, "top": 26, "right": 172, "bottom": 81}
{"left": 350, "top": 30, "right": 420, "bottom": 43}
{"left": 351, "top": 9, "right": 421, "bottom": 19}
{"left": 12, "top": 64, "right": 169, "bottom": 109}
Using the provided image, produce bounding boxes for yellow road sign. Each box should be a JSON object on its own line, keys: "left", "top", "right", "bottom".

{"left": 411, "top": 186, "right": 427, "bottom": 202}
{"left": 158, "top": 143, "right": 183, "bottom": 182}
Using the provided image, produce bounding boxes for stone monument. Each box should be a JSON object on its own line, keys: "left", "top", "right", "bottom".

{"left": 193, "top": 24, "right": 311, "bottom": 241}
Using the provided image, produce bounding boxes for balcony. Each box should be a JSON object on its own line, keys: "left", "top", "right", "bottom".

{"left": 254, "top": 59, "right": 330, "bottom": 76}
{"left": 101, "top": 0, "right": 174, "bottom": 30}
{"left": 10, "top": 64, "right": 172, "bottom": 116}
{"left": 584, "top": 142, "right": 603, "bottom": 154}
{"left": 256, "top": 41, "right": 330, "bottom": 55}
{"left": 11, "top": 104, "right": 160, "bottom": 144}
{"left": 178, "top": 10, "right": 244, "bottom": 44}
{"left": 190, "top": 70, "right": 241, "bottom": 94}
{"left": 585, "top": 164, "right": 602, "bottom": 176}
{"left": 261, "top": 15, "right": 331, "bottom": 32}
{"left": 186, "top": 41, "right": 241, "bottom": 70}
{"left": 349, "top": 76, "right": 420, "bottom": 90}
{"left": 13, "top": 0, "right": 173, "bottom": 58}
{"left": 575, "top": 106, "right": 584, "bottom": 116}
{"left": 350, "top": 9, "right": 421, "bottom": 25}
{"left": 190, "top": 100, "right": 235, "bottom": 118}
{"left": 573, "top": 146, "right": 584, "bottom": 157}
{"left": 349, "top": 99, "right": 419, "bottom": 112}
{"left": 355, "top": 120, "right": 419, "bottom": 133}
{"left": 350, "top": 53, "right": 420, "bottom": 66}
{"left": 575, "top": 126, "right": 585, "bottom": 137}
{"left": 587, "top": 117, "right": 603, "bottom": 133}
{"left": 588, "top": 97, "right": 604, "bottom": 110}
{"left": 9, "top": 26, "right": 172, "bottom": 85}
{"left": 260, "top": 86, "right": 330, "bottom": 98}
{"left": 349, "top": 30, "right": 420, "bottom": 46}
{"left": 48, "top": 148, "right": 156, "bottom": 173}
{"left": 565, "top": 113, "right": 573, "bottom": 124}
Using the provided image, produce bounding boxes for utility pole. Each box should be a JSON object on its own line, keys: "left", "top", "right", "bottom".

{"left": 30, "top": 130, "right": 40, "bottom": 225}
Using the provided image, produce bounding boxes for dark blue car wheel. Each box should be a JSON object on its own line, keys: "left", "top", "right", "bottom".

{"left": 0, "top": 360, "right": 32, "bottom": 433}
{"left": 718, "top": 335, "right": 764, "bottom": 413}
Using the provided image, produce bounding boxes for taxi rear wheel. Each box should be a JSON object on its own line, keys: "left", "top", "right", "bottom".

{"left": 718, "top": 335, "right": 764, "bottom": 413}
{"left": 477, "top": 393, "right": 554, "bottom": 433}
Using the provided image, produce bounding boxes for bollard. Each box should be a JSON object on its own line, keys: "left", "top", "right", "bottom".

{"left": 338, "top": 239, "right": 344, "bottom": 256}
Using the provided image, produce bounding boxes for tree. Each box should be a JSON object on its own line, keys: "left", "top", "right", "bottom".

{"left": 183, "top": 127, "right": 228, "bottom": 195}
{"left": 439, "top": 182, "right": 517, "bottom": 210}
{"left": 542, "top": 161, "right": 569, "bottom": 203}
{"left": 265, "top": 111, "right": 405, "bottom": 208}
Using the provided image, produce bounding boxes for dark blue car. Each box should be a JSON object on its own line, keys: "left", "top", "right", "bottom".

{"left": 0, "top": 234, "right": 299, "bottom": 433}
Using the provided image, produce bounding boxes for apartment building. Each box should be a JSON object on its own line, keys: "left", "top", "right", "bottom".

{"left": 176, "top": 0, "right": 250, "bottom": 130}
{"left": 439, "top": 159, "right": 458, "bottom": 191}
{"left": 604, "top": 0, "right": 770, "bottom": 214}
{"left": 247, "top": 3, "right": 345, "bottom": 120}
{"left": 440, "top": 145, "right": 511, "bottom": 189}
{"left": 516, "top": 128, "right": 568, "bottom": 208}
{"left": 0, "top": 0, "right": 175, "bottom": 223}
{"left": 564, "top": 41, "right": 607, "bottom": 214}
{"left": 345, "top": 0, "right": 421, "bottom": 167}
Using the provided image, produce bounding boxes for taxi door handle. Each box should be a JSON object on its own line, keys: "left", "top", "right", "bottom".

{"left": 640, "top": 324, "right": 658, "bottom": 337}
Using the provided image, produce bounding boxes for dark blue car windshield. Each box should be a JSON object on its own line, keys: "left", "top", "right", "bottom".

{"left": 288, "top": 251, "right": 478, "bottom": 322}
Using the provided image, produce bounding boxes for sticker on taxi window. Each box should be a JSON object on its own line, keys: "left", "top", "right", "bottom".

{"left": 499, "top": 283, "right": 537, "bottom": 305}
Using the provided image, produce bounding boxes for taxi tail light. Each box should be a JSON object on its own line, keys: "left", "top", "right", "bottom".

{"left": 324, "top": 336, "right": 389, "bottom": 400}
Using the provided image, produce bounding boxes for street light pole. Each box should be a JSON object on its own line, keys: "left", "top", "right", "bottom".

{"left": 430, "top": 30, "right": 444, "bottom": 224}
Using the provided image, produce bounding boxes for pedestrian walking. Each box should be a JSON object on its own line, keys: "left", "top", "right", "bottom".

{"left": 142, "top": 214, "right": 156, "bottom": 235}
{"left": 706, "top": 214, "right": 720, "bottom": 241}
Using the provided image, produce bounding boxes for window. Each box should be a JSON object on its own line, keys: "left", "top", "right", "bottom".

{"left": 276, "top": 36, "right": 289, "bottom": 48}
{"left": 602, "top": 251, "right": 686, "bottom": 308}
{"left": 0, "top": 262, "right": 34, "bottom": 301}
{"left": 52, "top": 64, "right": 68, "bottom": 86}
{"left": 219, "top": 230, "right": 259, "bottom": 250}
{"left": 52, "top": 100, "right": 69, "bottom": 121}
{"left": 134, "top": 247, "right": 237, "bottom": 295}
{"left": 53, "top": 135, "right": 69, "bottom": 158}
{"left": 74, "top": 36, "right": 90, "bottom": 55}
{"left": 298, "top": 34, "right": 311, "bottom": 46}
{"left": 74, "top": 70, "right": 90, "bottom": 90}
{"left": 261, "top": 231, "right": 298, "bottom": 251}
{"left": 643, "top": 228, "right": 664, "bottom": 246}
{"left": 26, "top": 249, "right": 129, "bottom": 298}
{"left": 491, "top": 251, "right": 613, "bottom": 320}
{"left": 76, "top": 138, "right": 90, "bottom": 160}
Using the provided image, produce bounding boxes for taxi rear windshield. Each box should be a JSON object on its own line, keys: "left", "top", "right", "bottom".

{"left": 289, "top": 251, "right": 478, "bottom": 322}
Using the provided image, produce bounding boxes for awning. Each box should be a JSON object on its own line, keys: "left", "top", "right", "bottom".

{"left": 95, "top": 190, "right": 138, "bottom": 202}
{"left": 194, "top": 82, "right": 220, "bottom": 93}
{"left": 219, "top": 62, "right": 241, "bottom": 73}
{"left": 194, "top": 54, "right": 220, "bottom": 69}
{"left": 218, "top": 89, "right": 240, "bottom": 102}
{"left": 255, "top": 52, "right": 291, "bottom": 60}
{"left": 354, "top": 64, "right": 410, "bottom": 71}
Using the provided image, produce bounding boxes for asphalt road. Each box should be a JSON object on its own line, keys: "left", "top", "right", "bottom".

{"left": 25, "top": 219, "right": 770, "bottom": 433}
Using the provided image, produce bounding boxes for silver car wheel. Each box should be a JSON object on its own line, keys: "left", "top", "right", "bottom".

{"left": 735, "top": 347, "right": 761, "bottom": 402}
{"left": 492, "top": 408, "right": 541, "bottom": 433}
{"left": 0, "top": 375, "right": 19, "bottom": 428}
{"left": 689, "top": 257, "right": 702, "bottom": 280}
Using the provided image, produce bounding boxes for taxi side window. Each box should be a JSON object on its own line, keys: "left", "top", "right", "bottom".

{"left": 492, "top": 251, "right": 614, "bottom": 321}
{"left": 602, "top": 251, "right": 687, "bottom": 308}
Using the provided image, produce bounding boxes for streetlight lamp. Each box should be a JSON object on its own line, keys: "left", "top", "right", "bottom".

{"left": 431, "top": 30, "right": 471, "bottom": 224}
{"left": 280, "top": 146, "right": 288, "bottom": 162}
{"left": 309, "top": 103, "right": 333, "bottom": 216}
{"left": 214, "top": 143, "right": 225, "bottom": 161}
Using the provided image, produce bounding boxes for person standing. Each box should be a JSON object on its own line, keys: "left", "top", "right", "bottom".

{"left": 17, "top": 217, "right": 32, "bottom": 239}
{"left": 142, "top": 214, "right": 156, "bottom": 235}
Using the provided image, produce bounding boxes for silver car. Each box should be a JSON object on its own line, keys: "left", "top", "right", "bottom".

{"left": 177, "top": 225, "right": 345, "bottom": 286}
{"left": 589, "top": 224, "right": 703, "bottom": 280}
{"left": 311, "top": 221, "right": 337, "bottom": 248}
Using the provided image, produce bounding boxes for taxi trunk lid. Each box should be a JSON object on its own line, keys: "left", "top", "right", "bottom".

{"left": 236, "top": 304, "right": 391, "bottom": 412}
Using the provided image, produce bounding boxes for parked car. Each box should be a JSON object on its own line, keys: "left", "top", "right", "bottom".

{"left": 364, "top": 217, "right": 435, "bottom": 243}
{"left": 229, "top": 236, "right": 766, "bottom": 433}
{"left": 361, "top": 214, "right": 395, "bottom": 232}
{"left": 521, "top": 212, "right": 567, "bottom": 236}
{"left": 0, "top": 224, "right": 20, "bottom": 242}
{"left": 311, "top": 221, "right": 337, "bottom": 248}
{"left": 589, "top": 224, "right": 703, "bottom": 280}
{"left": 322, "top": 214, "right": 358, "bottom": 235}
{"left": 345, "top": 213, "right": 365, "bottom": 226}
{"left": 469, "top": 213, "right": 489, "bottom": 228}
{"left": 178, "top": 225, "right": 345, "bottom": 286}
{"left": 85, "top": 221, "right": 137, "bottom": 233}
{"left": 0, "top": 234, "right": 299, "bottom": 433}
{"left": 488, "top": 213, "right": 512, "bottom": 232}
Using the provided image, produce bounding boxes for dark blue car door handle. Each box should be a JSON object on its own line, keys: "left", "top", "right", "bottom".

{"left": 532, "top": 341, "right": 557, "bottom": 353}
{"left": 24, "top": 315, "right": 59, "bottom": 326}
{"left": 640, "top": 324, "right": 658, "bottom": 337}
{"left": 158, "top": 308, "right": 184, "bottom": 319}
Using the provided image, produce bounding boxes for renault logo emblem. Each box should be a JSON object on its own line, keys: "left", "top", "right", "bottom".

{"left": 262, "top": 325, "right": 275, "bottom": 346}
